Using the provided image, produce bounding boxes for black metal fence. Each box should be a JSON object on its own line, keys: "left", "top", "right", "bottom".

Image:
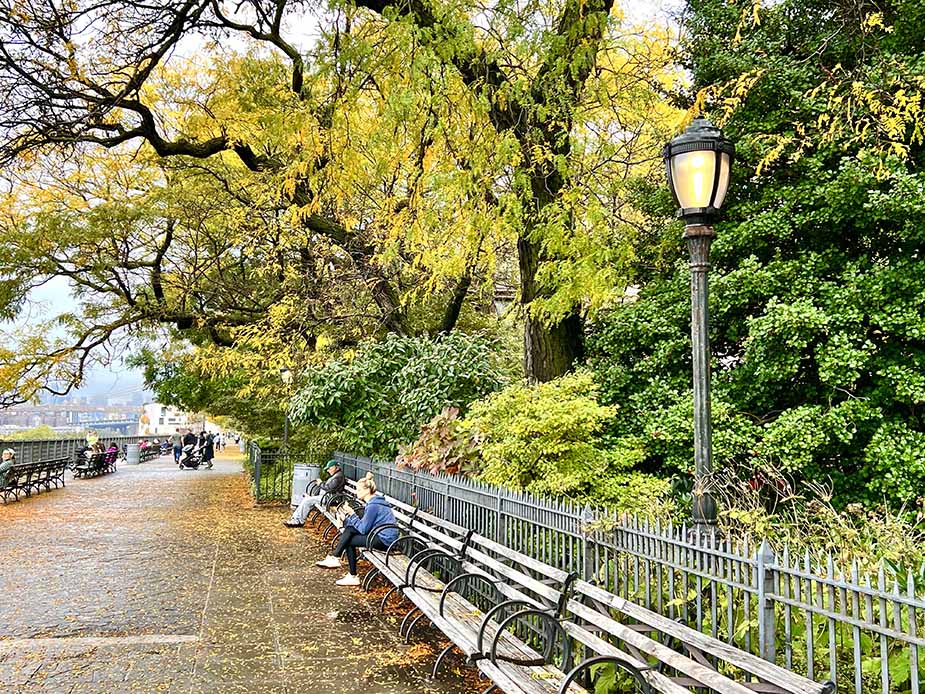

{"left": 247, "top": 441, "right": 337, "bottom": 503}
{"left": 0, "top": 435, "right": 159, "bottom": 464}
{"left": 335, "top": 451, "right": 925, "bottom": 694}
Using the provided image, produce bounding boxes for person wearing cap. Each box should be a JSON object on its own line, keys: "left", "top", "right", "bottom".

{"left": 284, "top": 460, "right": 346, "bottom": 528}
{"left": 0, "top": 448, "right": 16, "bottom": 489}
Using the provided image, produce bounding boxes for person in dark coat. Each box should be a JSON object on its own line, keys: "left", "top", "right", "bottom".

{"left": 284, "top": 460, "right": 346, "bottom": 527}
{"left": 201, "top": 432, "right": 214, "bottom": 469}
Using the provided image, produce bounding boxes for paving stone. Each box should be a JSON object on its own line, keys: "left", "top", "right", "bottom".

{"left": 0, "top": 452, "right": 473, "bottom": 692}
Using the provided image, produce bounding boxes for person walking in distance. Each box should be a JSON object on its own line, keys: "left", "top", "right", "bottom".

{"left": 171, "top": 429, "right": 183, "bottom": 464}
{"left": 201, "top": 432, "right": 215, "bottom": 469}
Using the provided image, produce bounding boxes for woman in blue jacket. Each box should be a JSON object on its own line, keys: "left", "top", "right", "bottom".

{"left": 316, "top": 472, "right": 399, "bottom": 586}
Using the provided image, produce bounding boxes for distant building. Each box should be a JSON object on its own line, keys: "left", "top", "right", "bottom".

{"left": 139, "top": 404, "right": 217, "bottom": 436}
{"left": 493, "top": 281, "right": 516, "bottom": 316}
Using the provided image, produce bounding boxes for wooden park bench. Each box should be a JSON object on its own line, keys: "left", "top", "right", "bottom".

{"left": 307, "top": 481, "right": 836, "bottom": 694}
{"left": 0, "top": 457, "right": 70, "bottom": 504}
{"left": 139, "top": 446, "right": 161, "bottom": 463}
{"left": 72, "top": 451, "right": 117, "bottom": 478}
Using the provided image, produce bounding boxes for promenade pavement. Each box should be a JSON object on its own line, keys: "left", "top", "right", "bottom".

{"left": 0, "top": 450, "right": 472, "bottom": 693}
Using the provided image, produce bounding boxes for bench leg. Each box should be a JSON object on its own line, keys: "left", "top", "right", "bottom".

{"left": 322, "top": 523, "right": 338, "bottom": 543}
{"left": 399, "top": 607, "right": 420, "bottom": 641}
{"left": 404, "top": 611, "right": 428, "bottom": 644}
{"left": 362, "top": 568, "right": 382, "bottom": 592}
{"left": 380, "top": 586, "right": 401, "bottom": 613}
{"left": 433, "top": 643, "right": 459, "bottom": 678}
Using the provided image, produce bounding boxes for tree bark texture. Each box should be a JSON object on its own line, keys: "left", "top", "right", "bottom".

{"left": 518, "top": 234, "right": 584, "bottom": 382}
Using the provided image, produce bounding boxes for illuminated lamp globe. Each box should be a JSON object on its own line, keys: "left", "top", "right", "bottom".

{"left": 663, "top": 116, "right": 735, "bottom": 226}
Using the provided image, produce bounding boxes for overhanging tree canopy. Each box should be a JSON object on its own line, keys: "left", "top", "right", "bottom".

{"left": 0, "top": 0, "right": 678, "bottom": 404}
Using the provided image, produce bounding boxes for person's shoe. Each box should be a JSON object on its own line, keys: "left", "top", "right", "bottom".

{"left": 335, "top": 573, "right": 360, "bottom": 587}
{"left": 315, "top": 555, "right": 341, "bottom": 569}
{"left": 283, "top": 520, "right": 304, "bottom": 528}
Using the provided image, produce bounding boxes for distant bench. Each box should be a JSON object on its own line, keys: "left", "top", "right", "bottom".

{"left": 307, "top": 480, "right": 836, "bottom": 694}
{"left": 72, "top": 452, "right": 117, "bottom": 478}
{"left": 0, "top": 458, "right": 69, "bottom": 504}
{"left": 139, "top": 446, "right": 161, "bottom": 463}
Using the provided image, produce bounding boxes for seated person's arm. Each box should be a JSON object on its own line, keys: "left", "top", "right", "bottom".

{"left": 347, "top": 505, "right": 381, "bottom": 535}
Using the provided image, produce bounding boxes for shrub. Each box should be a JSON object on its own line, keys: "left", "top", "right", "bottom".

{"left": 396, "top": 407, "right": 479, "bottom": 475}
{"left": 712, "top": 464, "right": 925, "bottom": 577}
{"left": 457, "top": 371, "right": 671, "bottom": 511}
{"left": 288, "top": 332, "right": 509, "bottom": 458}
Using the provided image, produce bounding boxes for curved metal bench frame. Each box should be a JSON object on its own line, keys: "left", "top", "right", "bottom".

{"left": 557, "top": 654, "right": 652, "bottom": 694}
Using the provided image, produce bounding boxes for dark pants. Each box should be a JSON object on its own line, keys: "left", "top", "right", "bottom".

{"left": 333, "top": 527, "right": 387, "bottom": 574}
{"left": 173, "top": 445, "right": 182, "bottom": 463}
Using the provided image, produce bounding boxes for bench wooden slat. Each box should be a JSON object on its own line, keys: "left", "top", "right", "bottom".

{"left": 576, "top": 582, "right": 829, "bottom": 694}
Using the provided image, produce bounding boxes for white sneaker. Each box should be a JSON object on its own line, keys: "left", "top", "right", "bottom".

{"left": 315, "top": 555, "right": 341, "bottom": 569}
{"left": 335, "top": 573, "right": 360, "bottom": 587}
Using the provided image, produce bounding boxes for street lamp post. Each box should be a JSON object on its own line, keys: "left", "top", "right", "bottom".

{"left": 280, "top": 367, "right": 293, "bottom": 450}
{"left": 663, "top": 116, "right": 735, "bottom": 535}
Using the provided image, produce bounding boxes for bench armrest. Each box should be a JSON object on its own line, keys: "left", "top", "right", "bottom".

{"left": 406, "top": 548, "right": 462, "bottom": 591}
{"left": 488, "top": 608, "right": 571, "bottom": 669}
{"left": 367, "top": 523, "right": 404, "bottom": 550}
{"left": 556, "top": 655, "right": 650, "bottom": 694}
{"left": 439, "top": 572, "right": 503, "bottom": 618}
{"left": 382, "top": 534, "right": 429, "bottom": 570}
{"left": 476, "top": 599, "right": 540, "bottom": 655}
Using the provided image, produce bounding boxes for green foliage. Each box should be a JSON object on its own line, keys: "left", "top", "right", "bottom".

{"left": 587, "top": 0, "right": 925, "bottom": 512}
{"left": 457, "top": 371, "right": 670, "bottom": 511}
{"left": 288, "top": 333, "right": 510, "bottom": 458}
{"left": 130, "top": 348, "right": 286, "bottom": 441}
{"left": 1, "top": 425, "right": 62, "bottom": 440}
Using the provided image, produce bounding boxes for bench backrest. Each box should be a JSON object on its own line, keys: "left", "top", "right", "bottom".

{"left": 2, "top": 458, "right": 68, "bottom": 488}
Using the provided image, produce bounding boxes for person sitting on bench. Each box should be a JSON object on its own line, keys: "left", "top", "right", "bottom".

{"left": 315, "top": 472, "right": 398, "bottom": 586}
{"left": 0, "top": 449, "right": 15, "bottom": 488}
{"left": 283, "top": 459, "right": 346, "bottom": 528}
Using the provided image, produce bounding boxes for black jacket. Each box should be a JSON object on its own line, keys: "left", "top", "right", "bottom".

{"left": 321, "top": 469, "right": 346, "bottom": 493}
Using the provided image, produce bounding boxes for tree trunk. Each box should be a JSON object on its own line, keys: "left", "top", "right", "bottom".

{"left": 518, "top": 233, "right": 584, "bottom": 382}
{"left": 436, "top": 271, "right": 471, "bottom": 335}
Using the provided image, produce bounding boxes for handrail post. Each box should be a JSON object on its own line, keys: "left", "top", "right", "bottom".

{"left": 495, "top": 488, "right": 504, "bottom": 545}
{"left": 756, "top": 539, "right": 777, "bottom": 662}
{"left": 580, "top": 504, "right": 595, "bottom": 582}
{"left": 253, "top": 444, "right": 262, "bottom": 501}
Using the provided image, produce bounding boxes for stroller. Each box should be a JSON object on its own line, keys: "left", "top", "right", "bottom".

{"left": 179, "top": 444, "right": 206, "bottom": 469}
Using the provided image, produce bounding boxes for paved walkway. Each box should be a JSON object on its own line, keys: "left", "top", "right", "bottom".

{"left": 0, "top": 451, "right": 471, "bottom": 693}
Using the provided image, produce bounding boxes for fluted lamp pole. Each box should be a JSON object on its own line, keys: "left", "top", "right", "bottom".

{"left": 663, "top": 116, "right": 735, "bottom": 535}
{"left": 280, "top": 367, "right": 293, "bottom": 450}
